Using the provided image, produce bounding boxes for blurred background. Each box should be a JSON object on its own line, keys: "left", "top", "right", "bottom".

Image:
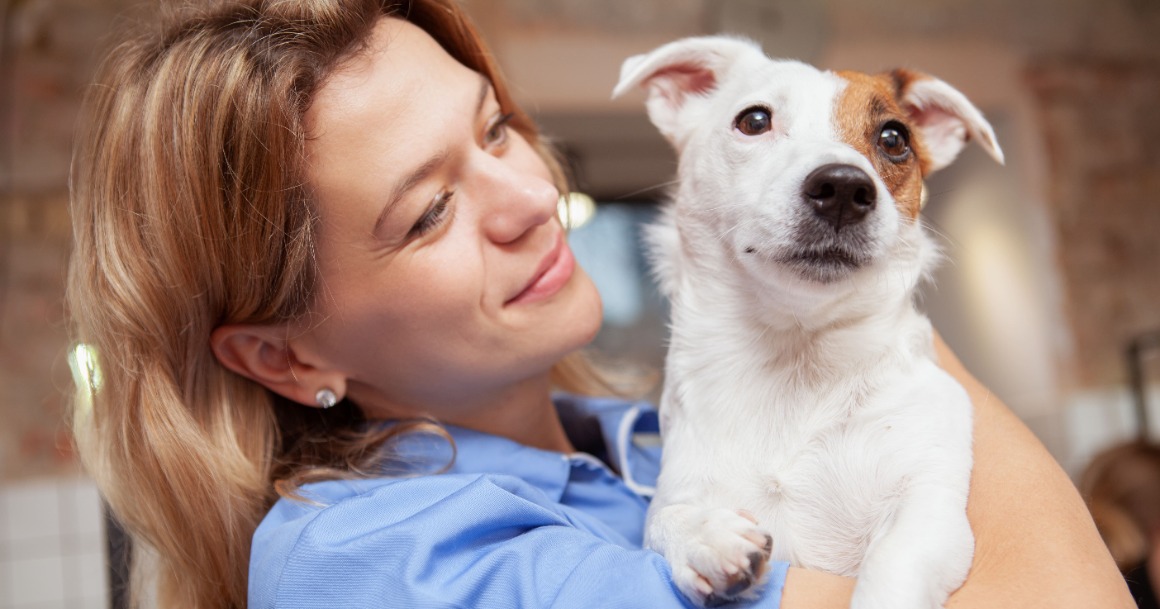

{"left": 0, "top": 0, "right": 1157, "bottom": 607}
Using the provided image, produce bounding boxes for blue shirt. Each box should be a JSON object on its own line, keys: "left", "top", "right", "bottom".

{"left": 249, "top": 395, "right": 789, "bottom": 608}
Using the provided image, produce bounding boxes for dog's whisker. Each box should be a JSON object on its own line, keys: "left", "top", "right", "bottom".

{"left": 696, "top": 204, "right": 755, "bottom": 220}
{"left": 609, "top": 179, "right": 681, "bottom": 201}
{"left": 919, "top": 217, "right": 961, "bottom": 252}
{"left": 719, "top": 222, "right": 749, "bottom": 240}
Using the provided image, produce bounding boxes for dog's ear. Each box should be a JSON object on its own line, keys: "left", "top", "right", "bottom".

{"left": 890, "top": 69, "right": 1005, "bottom": 173}
{"left": 613, "top": 36, "right": 763, "bottom": 147}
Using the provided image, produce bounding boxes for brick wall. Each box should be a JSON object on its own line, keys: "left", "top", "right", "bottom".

{"left": 0, "top": 195, "right": 75, "bottom": 480}
{"left": 1026, "top": 59, "right": 1160, "bottom": 386}
{"left": 1, "top": 0, "right": 145, "bottom": 480}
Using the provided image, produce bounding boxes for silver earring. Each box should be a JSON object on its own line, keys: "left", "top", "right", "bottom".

{"left": 315, "top": 388, "right": 338, "bottom": 409}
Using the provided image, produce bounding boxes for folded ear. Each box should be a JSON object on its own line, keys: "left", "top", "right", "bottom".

{"left": 891, "top": 68, "right": 1005, "bottom": 173}
{"left": 613, "top": 36, "right": 764, "bottom": 148}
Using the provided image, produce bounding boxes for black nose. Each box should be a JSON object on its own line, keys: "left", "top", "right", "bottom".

{"left": 802, "top": 164, "right": 877, "bottom": 231}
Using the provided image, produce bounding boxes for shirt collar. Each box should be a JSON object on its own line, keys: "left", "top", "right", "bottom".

{"left": 567, "top": 396, "right": 660, "bottom": 497}
{"left": 386, "top": 422, "right": 573, "bottom": 502}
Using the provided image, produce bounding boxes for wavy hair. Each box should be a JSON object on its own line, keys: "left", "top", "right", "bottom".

{"left": 66, "top": 1, "right": 608, "bottom": 606}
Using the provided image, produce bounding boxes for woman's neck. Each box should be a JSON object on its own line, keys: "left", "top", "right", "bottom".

{"left": 446, "top": 375, "right": 575, "bottom": 453}
{"left": 357, "top": 373, "right": 576, "bottom": 454}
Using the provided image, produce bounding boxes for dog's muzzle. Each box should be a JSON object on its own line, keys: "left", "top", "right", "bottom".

{"left": 763, "top": 163, "right": 880, "bottom": 283}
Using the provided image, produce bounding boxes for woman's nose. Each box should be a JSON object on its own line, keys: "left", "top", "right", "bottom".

{"left": 475, "top": 154, "right": 559, "bottom": 244}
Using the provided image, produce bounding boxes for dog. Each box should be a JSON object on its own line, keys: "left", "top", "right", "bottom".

{"left": 612, "top": 36, "right": 1004, "bottom": 609}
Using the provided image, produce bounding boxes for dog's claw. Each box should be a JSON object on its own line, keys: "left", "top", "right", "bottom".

{"left": 718, "top": 550, "right": 767, "bottom": 600}
{"left": 748, "top": 551, "right": 765, "bottom": 574}
{"left": 723, "top": 572, "right": 754, "bottom": 598}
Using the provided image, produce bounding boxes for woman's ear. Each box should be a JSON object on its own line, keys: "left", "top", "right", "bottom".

{"left": 209, "top": 324, "right": 347, "bottom": 408}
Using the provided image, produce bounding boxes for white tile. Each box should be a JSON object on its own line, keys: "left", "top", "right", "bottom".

{"left": 1, "top": 480, "right": 63, "bottom": 548}
{"left": 78, "top": 596, "right": 109, "bottom": 609}
{"left": 1064, "top": 387, "right": 1136, "bottom": 475}
{"left": 62, "top": 479, "right": 104, "bottom": 550}
{"left": 1065, "top": 383, "right": 1160, "bottom": 476}
{"left": 68, "top": 551, "right": 107, "bottom": 602}
{"left": 7, "top": 555, "right": 65, "bottom": 606}
{"left": 1146, "top": 385, "right": 1160, "bottom": 441}
{"left": 1, "top": 555, "right": 11, "bottom": 606}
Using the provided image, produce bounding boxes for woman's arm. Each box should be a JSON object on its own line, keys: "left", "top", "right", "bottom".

{"left": 781, "top": 568, "right": 854, "bottom": 608}
{"left": 777, "top": 336, "right": 1133, "bottom": 609}
{"left": 935, "top": 334, "right": 1132, "bottom": 608}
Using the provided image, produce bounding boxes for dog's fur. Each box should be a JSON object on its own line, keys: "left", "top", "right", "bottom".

{"left": 613, "top": 36, "right": 1004, "bottom": 609}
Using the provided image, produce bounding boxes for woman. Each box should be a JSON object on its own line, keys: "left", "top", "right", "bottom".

{"left": 67, "top": 0, "right": 1130, "bottom": 607}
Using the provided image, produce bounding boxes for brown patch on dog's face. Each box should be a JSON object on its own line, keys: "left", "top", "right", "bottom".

{"left": 833, "top": 70, "right": 927, "bottom": 220}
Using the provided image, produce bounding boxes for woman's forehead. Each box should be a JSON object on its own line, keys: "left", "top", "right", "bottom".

{"left": 303, "top": 18, "right": 483, "bottom": 198}
{"left": 307, "top": 18, "right": 469, "bottom": 130}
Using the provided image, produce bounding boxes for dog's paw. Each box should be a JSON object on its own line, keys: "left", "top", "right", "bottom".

{"left": 649, "top": 505, "right": 774, "bottom": 607}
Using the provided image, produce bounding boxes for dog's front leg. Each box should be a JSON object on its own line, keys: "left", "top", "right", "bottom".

{"left": 850, "top": 480, "right": 973, "bottom": 609}
{"left": 645, "top": 416, "right": 774, "bottom": 606}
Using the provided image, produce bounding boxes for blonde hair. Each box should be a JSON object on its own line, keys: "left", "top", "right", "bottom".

{"left": 1080, "top": 441, "right": 1160, "bottom": 571}
{"left": 67, "top": 1, "right": 608, "bottom": 607}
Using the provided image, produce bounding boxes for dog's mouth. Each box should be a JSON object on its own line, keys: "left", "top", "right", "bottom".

{"left": 773, "top": 247, "right": 870, "bottom": 283}
{"left": 789, "top": 247, "right": 863, "bottom": 267}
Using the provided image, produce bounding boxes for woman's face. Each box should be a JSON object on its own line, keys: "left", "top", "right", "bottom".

{"left": 297, "top": 18, "right": 602, "bottom": 419}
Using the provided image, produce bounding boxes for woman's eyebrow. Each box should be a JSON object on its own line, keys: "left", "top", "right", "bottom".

{"left": 373, "top": 75, "right": 494, "bottom": 235}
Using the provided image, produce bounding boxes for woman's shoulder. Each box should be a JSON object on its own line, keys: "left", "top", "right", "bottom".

{"left": 254, "top": 472, "right": 565, "bottom": 549}
{"left": 249, "top": 472, "right": 578, "bottom": 605}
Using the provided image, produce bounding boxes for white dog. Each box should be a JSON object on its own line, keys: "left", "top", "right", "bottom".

{"left": 612, "top": 36, "right": 1004, "bottom": 609}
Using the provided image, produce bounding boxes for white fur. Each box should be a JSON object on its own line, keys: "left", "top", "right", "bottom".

{"left": 615, "top": 36, "right": 1003, "bottom": 609}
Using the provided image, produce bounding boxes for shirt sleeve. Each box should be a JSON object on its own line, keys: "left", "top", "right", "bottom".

{"left": 250, "top": 473, "right": 788, "bottom": 609}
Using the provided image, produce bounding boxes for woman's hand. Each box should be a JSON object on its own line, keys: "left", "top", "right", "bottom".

{"left": 777, "top": 335, "right": 1133, "bottom": 609}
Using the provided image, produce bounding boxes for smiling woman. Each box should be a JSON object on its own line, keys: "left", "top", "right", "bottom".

{"left": 66, "top": 1, "right": 1130, "bottom": 609}
{"left": 66, "top": 1, "right": 609, "bottom": 606}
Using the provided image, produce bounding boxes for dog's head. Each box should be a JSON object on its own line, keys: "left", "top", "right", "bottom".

{"left": 614, "top": 36, "right": 1003, "bottom": 300}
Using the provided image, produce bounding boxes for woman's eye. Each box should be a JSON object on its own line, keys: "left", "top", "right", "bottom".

{"left": 734, "top": 107, "right": 773, "bottom": 136}
{"left": 409, "top": 190, "right": 454, "bottom": 237}
{"left": 485, "top": 112, "right": 515, "bottom": 147}
{"left": 878, "top": 122, "right": 911, "bottom": 161}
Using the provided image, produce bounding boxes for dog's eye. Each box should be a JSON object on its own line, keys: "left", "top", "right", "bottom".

{"left": 878, "top": 122, "right": 911, "bottom": 161}
{"left": 735, "top": 107, "right": 773, "bottom": 136}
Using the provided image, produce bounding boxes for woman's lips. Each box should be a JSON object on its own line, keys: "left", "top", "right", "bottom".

{"left": 505, "top": 232, "right": 575, "bottom": 306}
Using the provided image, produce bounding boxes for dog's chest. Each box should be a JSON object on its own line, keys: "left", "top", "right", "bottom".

{"left": 737, "top": 411, "right": 917, "bottom": 576}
